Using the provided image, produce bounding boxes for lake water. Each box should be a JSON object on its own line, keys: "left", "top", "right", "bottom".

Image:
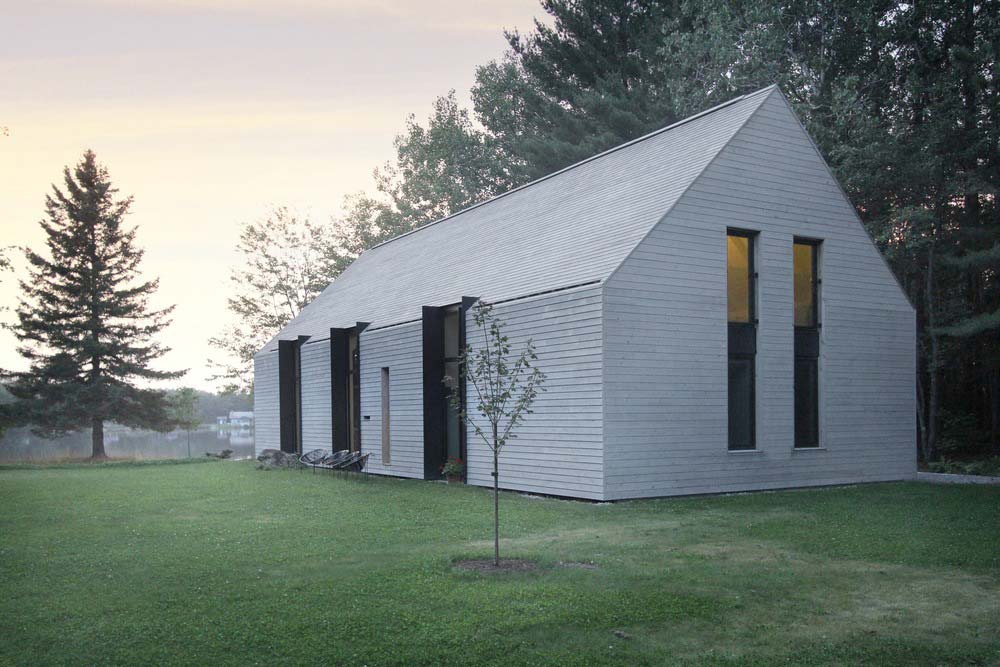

{"left": 0, "top": 426, "right": 255, "bottom": 462}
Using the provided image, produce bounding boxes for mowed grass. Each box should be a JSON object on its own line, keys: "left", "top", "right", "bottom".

{"left": 1, "top": 463, "right": 998, "bottom": 666}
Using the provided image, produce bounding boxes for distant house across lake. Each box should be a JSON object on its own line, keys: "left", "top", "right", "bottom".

{"left": 217, "top": 411, "right": 254, "bottom": 428}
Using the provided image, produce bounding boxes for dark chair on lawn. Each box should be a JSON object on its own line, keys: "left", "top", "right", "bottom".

{"left": 338, "top": 451, "right": 370, "bottom": 473}
{"left": 299, "top": 449, "right": 328, "bottom": 466}
{"left": 303, "top": 449, "right": 370, "bottom": 478}
{"left": 318, "top": 450, "right": 353, "bottom": 468}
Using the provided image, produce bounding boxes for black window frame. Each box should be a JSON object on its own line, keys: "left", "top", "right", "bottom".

{"left": 727, "top": 228, "right": 758, "bottom": 451}
{"left": 793, "top": 238, "right": 821, "bottom": 449}
{"left": 330, "top": 323, "right": 368, "bottom": 453}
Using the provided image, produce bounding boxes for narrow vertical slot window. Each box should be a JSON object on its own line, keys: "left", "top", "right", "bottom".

{"left": 793, "top": 239, "right": 820, "bottom": 448}
{"left": 381, "top": 367, "right": 391, "bottom": 464}
{"left": 278, "top": 339, "right": 300, "bottom": 454}
{"left": 443, "top": 306, "right": 463, "bottom": 462}
{"left": 347, "top": 332, "right": 361, "bottom": 452}
{"left": 727, "top": 230, "right": 757, "bottom": 451}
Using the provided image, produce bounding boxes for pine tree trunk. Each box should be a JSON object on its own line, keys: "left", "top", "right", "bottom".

{"left": 925, "top": 246, "right": 941, "bottom": 460}
{"left": 492, "top": 428, "right": 500, "bottom": 568}
{"left": 916, "top": 370, "right": 929, "bottom": 462}
{"left": 91, "top": 417, "right": 106, "bottom": 459}
{"left": 990, "top": 371, "right": 1000, "bottom": 457}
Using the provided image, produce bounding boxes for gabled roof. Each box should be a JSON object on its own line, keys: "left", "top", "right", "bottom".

{"left": 260, "top": 86, "right": 777, "bottom": 353}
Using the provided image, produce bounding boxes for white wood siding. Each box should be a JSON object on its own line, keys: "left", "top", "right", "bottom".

{"left": 465, "top": 284, "right": 605, "bottom": 500}
{"left": 299, "top": 340, "right": 332, "bottom": 453}
{"left": 253, "top": 351, "right": 280, "bottom": 457}
{"left": 359, "top": 322, "right": 425, "bottom": 479}
{"left": 603, "top": 90, "right": 916, "bottom": 499}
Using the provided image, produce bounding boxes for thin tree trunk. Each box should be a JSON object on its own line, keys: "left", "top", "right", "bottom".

{"left": 916, "top": 369, "right": 929, "bottom": 462}
{"left": 88, "top": 220, "right": 104, "bottom": 461}
{"left": 925, "top": 245, "right": 941, "bottom": 461}
{"left": 91, "top": 417, "right": 106, "bottom": 459}
{"left": 989, "top": 376, "right": 999, "bottom": 456}
{"left": 492, "top": 424, "right": 500, "bottom": 567}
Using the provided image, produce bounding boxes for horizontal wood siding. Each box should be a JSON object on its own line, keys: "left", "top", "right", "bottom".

{"left": 252, "top": 351, "right": 280, "bottom": 457}
{"left": 358, "top": 322, "right": 425, "bottom": 479}
{"left": 603, "top": 90, "right": 916, "bottom": 499}
{"left": 465, "top": 285, "right": 605, "bottom": 499}
{"left": 299, "top": 340, "right": 332, "bottom": 454}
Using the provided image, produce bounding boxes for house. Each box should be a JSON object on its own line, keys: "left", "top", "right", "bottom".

{"left": 253, "top": 86, "right": 915, "bottom": 501}
{"left": 216, "top": 412, "right": 253, "bottom": 428}
{"left": 228, "top": 411, "right": 254, "bottom": 428}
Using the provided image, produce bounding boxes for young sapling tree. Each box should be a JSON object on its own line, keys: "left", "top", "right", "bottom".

{"left": 447, "top": 301, "right": 545, "bottom": 566}
{"left": 170, "top": 387, "right": 202, "bottom": 457}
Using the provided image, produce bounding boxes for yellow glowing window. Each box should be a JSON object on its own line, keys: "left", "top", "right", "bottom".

{"left": 793, "top": 241, "right": 818, "bottom": 327}
{"left": 727, "top": 233, "right": 753, "bottom": 323}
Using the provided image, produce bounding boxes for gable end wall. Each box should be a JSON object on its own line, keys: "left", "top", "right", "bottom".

{"left": 602, "top": 91, "right": 916, "bottom": 499}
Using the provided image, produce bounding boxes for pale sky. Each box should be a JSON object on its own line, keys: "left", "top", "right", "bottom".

{"left": 0, "top": 0, "right": 541, "bottom": 391}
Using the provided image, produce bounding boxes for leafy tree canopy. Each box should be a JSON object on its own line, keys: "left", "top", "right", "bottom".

{"left": 209, "top": 208, "right": 338, "bottom": 393}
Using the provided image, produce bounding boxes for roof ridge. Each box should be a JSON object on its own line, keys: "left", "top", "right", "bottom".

{"left": 368, "top": 84, "right": 778, "bottom": 251}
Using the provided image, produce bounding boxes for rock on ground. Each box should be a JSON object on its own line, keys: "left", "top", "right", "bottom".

{"left": 256, "top": 449, "right": 304, "bottom": 470}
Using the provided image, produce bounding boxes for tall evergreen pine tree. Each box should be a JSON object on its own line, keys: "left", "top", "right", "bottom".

{"left": 3, "top": 151, "right": 183, "bottom": 458}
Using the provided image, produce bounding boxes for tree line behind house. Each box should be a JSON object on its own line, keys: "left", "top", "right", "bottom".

{"left": 210, "top": 0, "right": 998, "bottom": 465}
{"left": 0, "top": 0, "right": 996, "bottom": 466}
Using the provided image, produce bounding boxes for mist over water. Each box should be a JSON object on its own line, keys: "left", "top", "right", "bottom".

{"left": 0, "top": 426, "right": 254, "bottom": 462}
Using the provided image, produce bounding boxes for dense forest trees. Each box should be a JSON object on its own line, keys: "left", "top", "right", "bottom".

{"left": 216, "top": 0, "right": 997, "bottom": 461}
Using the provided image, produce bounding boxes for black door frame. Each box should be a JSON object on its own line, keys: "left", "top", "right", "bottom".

{"left": 330, "top": 323, "right": 369, "bottom": 452}
{"left": 422, "top": 306, "right": 446, "bottom": 478}
{"left": 278, "top": 335, "right": 310, "bottom": 454}
{"left": 422, "top": 298, "right": 477, "bottom": 479}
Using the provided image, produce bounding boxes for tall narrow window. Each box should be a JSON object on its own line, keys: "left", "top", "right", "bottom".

{"left": 442, "top": 306, "right": 463, "bottom": 461}
{"left": 278, "top": 339, "right": 301, "bottom": 454}
{"left": 794, "top": 240, "right": 820, "bottom": 447}
{"left": 347, "top": 331, "right": 361, "bottom": 452}
{"left": 727, "top": 230, "right": 757, "bottom": 450}
{"left": 423, "top": 302, "right": 468, "bottom": 479}
{"left": 381, "top": 367, "right": 391, "bottom": 464}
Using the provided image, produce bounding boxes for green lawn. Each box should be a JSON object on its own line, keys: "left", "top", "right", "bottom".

{"left": 1, "top": 462, "right": 998, "bottom": 666}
